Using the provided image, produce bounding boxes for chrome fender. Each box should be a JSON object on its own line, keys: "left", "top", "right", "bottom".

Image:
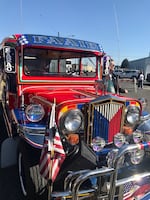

{"left": 136, "top": 117, "right": 150, "bottom": 137}
{"left": 136, "top": 111, "right": 150, "bottom": 141}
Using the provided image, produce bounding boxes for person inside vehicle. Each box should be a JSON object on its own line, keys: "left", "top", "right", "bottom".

{"left": 103, "top": 59, "right": 128, "bottom": 94}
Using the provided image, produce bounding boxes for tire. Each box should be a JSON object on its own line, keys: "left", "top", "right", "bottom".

{"left": 18, "top": 140, "right": 47, "bottom": 200}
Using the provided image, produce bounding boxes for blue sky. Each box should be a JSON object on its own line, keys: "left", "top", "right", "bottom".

{"left": 1, "top": 0, "right": 150, "bottom": 65}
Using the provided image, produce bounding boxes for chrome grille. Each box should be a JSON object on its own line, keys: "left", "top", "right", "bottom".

{"left": 86, "top": 95, "right": 125, "bottom": 144}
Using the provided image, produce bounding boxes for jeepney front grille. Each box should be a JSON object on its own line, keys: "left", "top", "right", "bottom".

{"left": 86, "top": 97, "right": 125, "bottom": 144}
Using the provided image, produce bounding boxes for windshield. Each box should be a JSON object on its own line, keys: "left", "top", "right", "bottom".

{"left": 23, "top": 48, "right": 97, "bottom": 77}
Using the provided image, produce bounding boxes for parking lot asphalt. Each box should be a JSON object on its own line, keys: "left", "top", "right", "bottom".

{"left": 0, "top": 79, "right": 150, "bottom": 200}
{"left": 119, "top": 79, "right": 150, "bottom": 112}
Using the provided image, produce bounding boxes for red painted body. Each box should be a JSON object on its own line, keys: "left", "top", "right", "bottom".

{"left": 0, "top": 34, "right": 142, "bottom": 146}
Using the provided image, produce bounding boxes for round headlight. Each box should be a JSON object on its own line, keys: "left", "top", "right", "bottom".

{"left": 63, "top": 110, "right": 83, "bottom": 133}
{"left": 114, "top": 133, "right": 126, "bottom": 148}
{"left": 130, "top": 149, "right": 145, "bottom": 165}
{"left": 126, "top": 106, "right": 140, "bottom": 125}
{"left": 133, "top": 130, "right": 143, "bottom": 144}
{"left": 25, "top": 104, "right": 45, "bottom": 122}
{"left": 91, "top": 137, "right": 105, "bottom": 152}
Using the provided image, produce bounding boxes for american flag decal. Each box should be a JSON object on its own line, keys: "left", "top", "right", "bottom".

{"left": 123, "top": 177, "right": 150, "bottom": 200}
{"left": 123, "top": 181, "right": 135, "bottom": 199}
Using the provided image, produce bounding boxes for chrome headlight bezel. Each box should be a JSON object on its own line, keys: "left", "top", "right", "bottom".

{"left": 60, "top": 109, "right": 83, "bottom": 134}
{"left": 25, "top": 104, "right": 45, "bottom": 122}
{"left": 125, "top": 105, "right": 140, "bottom": 126}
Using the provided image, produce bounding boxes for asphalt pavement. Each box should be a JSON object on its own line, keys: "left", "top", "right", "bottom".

{"left": 119, "top": 79, "right": 150, "bottom": 112}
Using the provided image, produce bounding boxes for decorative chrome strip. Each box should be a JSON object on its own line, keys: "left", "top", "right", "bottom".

{"left": 19, "top": 125, "right": 46, "bottom": 135}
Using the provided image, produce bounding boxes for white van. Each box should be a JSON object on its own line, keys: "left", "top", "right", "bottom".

{"left": 113, "top": 69, "right": 124, "bottom": 77}
{"left": 119, "top": 69, "right": 140, "bottom": 79}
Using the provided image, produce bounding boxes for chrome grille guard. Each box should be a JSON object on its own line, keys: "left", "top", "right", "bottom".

{"left": 51, "top": 142, "right": 150, "bottom": 200}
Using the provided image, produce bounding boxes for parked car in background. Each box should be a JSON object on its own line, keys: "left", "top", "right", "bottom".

{"left": 119, "top": 69, "right": 140, "bottom": 79}
{"left": 113, "top": 68, "right": 124, "bottom": 77}
{"left": 147, "top": 73, "right": 150, "bottom": 82}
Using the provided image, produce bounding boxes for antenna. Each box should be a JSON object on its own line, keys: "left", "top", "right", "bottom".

{"left": 113, "top": 3, "right": 120, "bottom": 66}
{"left": 20, "top": 0, "right": 23, "bottom": 33}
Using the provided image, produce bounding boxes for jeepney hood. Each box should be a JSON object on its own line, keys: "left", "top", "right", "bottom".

{"left": 18, "top": 85, "right": 142, "bottom": 149}
{"left": 22, "top": 85, "right": 141, "bottom": 107}
{"left": 22, "top": 85, "right": 99, "bottom": 105}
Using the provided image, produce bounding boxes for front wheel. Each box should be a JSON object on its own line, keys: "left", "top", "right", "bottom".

{"left": 18, "top": 140, "right": 47, "bottom": 200}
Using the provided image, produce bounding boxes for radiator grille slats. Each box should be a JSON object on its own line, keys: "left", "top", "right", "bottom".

{"left": 88, "top": 100, "right": 125, "bottom": 144}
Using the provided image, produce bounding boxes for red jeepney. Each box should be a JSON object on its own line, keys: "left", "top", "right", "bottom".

{"left": 0, "top": 34, "right": 149, "bottom": 200}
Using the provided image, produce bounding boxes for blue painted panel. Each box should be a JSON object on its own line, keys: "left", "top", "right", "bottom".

{"left": 18, "top": 34, "right": 104, "bottom": 52}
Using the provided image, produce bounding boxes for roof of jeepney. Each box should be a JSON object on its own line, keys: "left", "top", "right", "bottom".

{"left": 12, "top": 34, "right": 104, "bottom": 53}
